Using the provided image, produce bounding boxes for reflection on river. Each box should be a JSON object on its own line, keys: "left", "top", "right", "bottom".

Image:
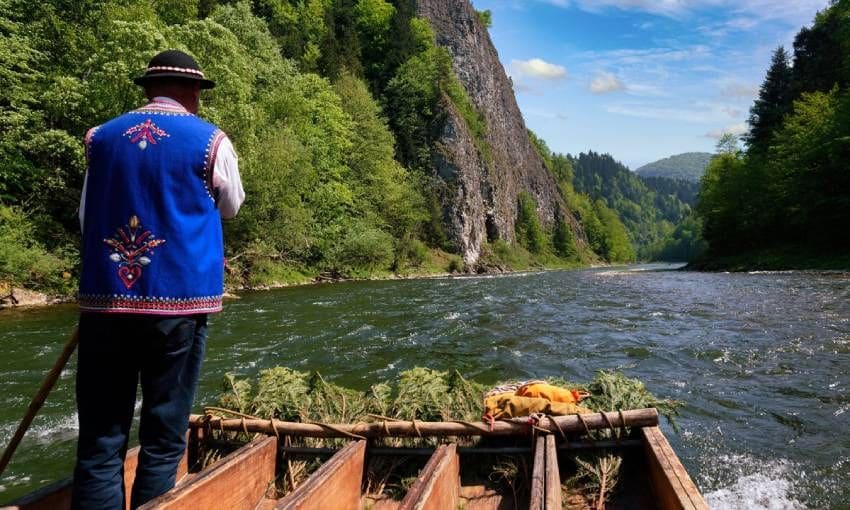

{"left": 1, "top": 264, "right": 848, "bottom": 507}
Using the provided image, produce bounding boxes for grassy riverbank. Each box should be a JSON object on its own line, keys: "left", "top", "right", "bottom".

{"left": 688, "top": 246, "right": 850, "bottom": 272}
{"left": 0, "top": 242, "right": 593, "bottom": 308}
{"left": 227, "top": 241, "right": 591, "bottom": 289}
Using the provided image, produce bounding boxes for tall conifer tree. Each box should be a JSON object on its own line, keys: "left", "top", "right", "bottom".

{"left": 745, "top": 46, "right": 793, "bottom": 152}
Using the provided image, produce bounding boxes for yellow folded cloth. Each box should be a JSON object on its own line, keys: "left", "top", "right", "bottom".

{"left": 484, "top": 392, "right": 591, "bottom": 420}
{"left": 515, "top": 382, "right": 589, "bottom": 404}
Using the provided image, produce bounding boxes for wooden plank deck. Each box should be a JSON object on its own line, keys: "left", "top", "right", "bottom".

{"left": 275, "top": 440, "right": 365, "bottom": 510}
{"left": 138, "top": 435, "right": 277, "bottom": 510}
{"left": 398, "top": 443, "right": 460, "bottom": 510}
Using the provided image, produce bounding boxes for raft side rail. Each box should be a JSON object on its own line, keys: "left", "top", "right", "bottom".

{"left": 641, "top": 426, "right": 708, "bottom": 510}
{"left": 188, "top": 408, "right": 659, "bottom": 439}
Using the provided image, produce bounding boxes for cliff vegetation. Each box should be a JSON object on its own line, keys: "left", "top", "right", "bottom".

{"left": 0, "top": 0, "right": 602, "bottom": 298}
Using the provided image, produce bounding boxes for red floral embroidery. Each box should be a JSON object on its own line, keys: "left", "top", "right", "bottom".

{"left": 103, "top": 215, "right": 165, "bottom": 289}
{"left": 124, "top": 119, "right": 169, "bottom": 149}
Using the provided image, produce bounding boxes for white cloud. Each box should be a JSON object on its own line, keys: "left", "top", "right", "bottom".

{"left": 590, "top": 72, "right": 626, "bottom": 94}
{"left": 625, "top": 83, "right": 667, "bottom": 97}
{"left": 698, "top": 16, "right": 761, "bottom": 39}
{"left": 706, "top": 122, "right": 749, "bottom": 139}
{"left": 533, "top": 0, "right": 826, "bottom": 25}
{"left": 510, "top": 58, "right": 568, "bottom": 80}
{"left": 722, "top": 106, "right": 743, "bottom": 118}
{"left": 725, "top": 16, "right": 758, "bottom": 30}
{"left": 537, "top": 0, "right": 687, "bottom": 17}
{"left": 577, "top": 45, "right": 712, "bottom": 66}
{"left": 606, "top": 100, "right": 745, "bottom": 124}
{"left": 606, "top": 104, "right": 709, "bottom": 123}
{"left": 720, "top": 81, "right": 759, "bottom": 98}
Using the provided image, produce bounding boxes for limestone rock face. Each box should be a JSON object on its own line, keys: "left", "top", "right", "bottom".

{"left": 431, "top": 97, "right": 488, "bottom": 264}
{"left": 416, "top": 0, "right": 583, "bottom": 264}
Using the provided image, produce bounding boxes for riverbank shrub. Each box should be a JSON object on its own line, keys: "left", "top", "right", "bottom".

{"left": 395, "top": 237, "right": 429, "bottom": 269}
{"left": 0, "top": 205, "right": 75, "bottom": 294}
{"left": 329, "top": 223, "right": 395, "bottom": 272}
{"left": 482, "top": 240, "right": 535, "bottom": 270}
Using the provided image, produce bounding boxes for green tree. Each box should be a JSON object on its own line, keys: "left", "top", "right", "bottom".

{"left": 650, "top": 213, "right": 707, "bottom": 262}
{"left": 696, "top": 150, "right": 749, "bottom": 253}
{"left": 766, "top": 88, "right": 846, "bottom": 239}
{"left": 253, "top": 0, "right": 332, "bottom": 71}
{"left": 552, "top": 210, "right": 577, "bottom": 259}
{"left": 476, "top": 9, "right": 492, "bottom": 29}
{"left": 791, "top": 1, "right": 850, "bottom": 97}
{"left": 745, "top": 47, "right": 793, "bottom": 152}
{"left": 593, "top": 199, "right": 635, "bottom": 262}
{"left": 515, "top": 192, "right": 547, "bottom": 254}
{"left": 333, "top": 72, "right": 426, "bottom": 239}
{"left": 715, "top": 132, "right": 740, "bottom": 155}
{"left": 571, "top": 151, "right": 683, "bottom": 257}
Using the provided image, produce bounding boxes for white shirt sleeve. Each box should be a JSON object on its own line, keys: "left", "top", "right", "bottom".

{"left": 79, "top": 171, "right": 88, "bottom": 230}
{"left": 212, "top": 136, "right": 245, "bottom": 219}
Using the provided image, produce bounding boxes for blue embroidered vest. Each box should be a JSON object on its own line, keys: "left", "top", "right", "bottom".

{"left": 79, "top": 100, "right": 226, "bottom": 314}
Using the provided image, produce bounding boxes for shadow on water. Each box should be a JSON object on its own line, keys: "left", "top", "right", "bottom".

{"left": 0, "top": 264, "right": 848, "bottom": 507}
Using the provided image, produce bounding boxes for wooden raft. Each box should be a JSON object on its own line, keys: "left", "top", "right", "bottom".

{"left": 2, "top": 408, "right": 708, "bottom": 510}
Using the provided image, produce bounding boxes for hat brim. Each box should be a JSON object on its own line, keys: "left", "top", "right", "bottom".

{"left": 134, "top": 73, "right": 216, "bottom": 90}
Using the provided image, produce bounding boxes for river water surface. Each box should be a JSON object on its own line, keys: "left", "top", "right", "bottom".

{"left": 1, "top": 264, "right": 848, "bottom": 508}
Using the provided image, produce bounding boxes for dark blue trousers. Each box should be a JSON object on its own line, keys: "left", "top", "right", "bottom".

{"left": 71, "top": 313, "right": 207, "bottom": 510}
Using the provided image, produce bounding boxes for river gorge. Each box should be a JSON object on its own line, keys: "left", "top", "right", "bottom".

{"left": 1, "top": 264, "right": 848, "bottom": 508}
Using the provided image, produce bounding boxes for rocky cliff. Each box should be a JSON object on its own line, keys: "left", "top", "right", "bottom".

{"left": 416, "top": 0, "right": 584, "bottom": 264}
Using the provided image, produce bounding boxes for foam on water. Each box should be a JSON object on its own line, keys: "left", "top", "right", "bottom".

{"left": 0, "top": 413, "right": 80, "bottom": 446}
{"left": 31, "top": 413, "right": 79, "bottom": 443}
{"left": 0, "top": 474, "right": 31, "bottom": 494}
{"left": 703, "top": 455, "right": 807, "bottom": 510}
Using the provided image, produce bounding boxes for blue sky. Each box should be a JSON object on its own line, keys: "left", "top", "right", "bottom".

{"left": 470, "top": 0, "right": 829, "bottom": 169}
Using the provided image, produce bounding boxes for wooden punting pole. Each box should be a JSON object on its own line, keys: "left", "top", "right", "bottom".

{"left": 188, "top": 408, "right": 658, "bottom": 439}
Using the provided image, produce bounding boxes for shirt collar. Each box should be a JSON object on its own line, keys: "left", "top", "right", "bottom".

{"left": 149, "top": 96, "right": 188, "bottom": 112}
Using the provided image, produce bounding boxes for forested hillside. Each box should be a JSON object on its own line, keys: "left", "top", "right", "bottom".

{"left": 696, "top": 0, "right": 850, "bottom": 267}
{"left": 569, "top": 152, "right": 692, "bottom": 259}
{"left": 528, "top": 134, "right": 635, "bottom": 263}
{"left": 635, "top": 152, "right": 712, "bottom": 182}
{"left": 639, "top": 176, "right": 700, "bottom": 207}
{"left": 0, "top": 0, "right": 607, "bottom": 297}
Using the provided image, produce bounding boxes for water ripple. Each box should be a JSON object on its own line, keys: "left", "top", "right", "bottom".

{"left": 0, "top": 265, "right": 848, "bottom": 505}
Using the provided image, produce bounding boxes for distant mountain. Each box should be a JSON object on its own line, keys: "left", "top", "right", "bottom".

{"left": 635, "top": 152, "right": 713, "bottom": 182}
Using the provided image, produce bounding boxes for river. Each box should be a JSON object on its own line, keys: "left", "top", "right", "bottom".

{"left": 0, "top": 264, "right": 848, "bottom": 508}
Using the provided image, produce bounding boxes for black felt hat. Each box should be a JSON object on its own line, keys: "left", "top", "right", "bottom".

{"left": 134, "top": 50, "right": 215, "bottom": 89}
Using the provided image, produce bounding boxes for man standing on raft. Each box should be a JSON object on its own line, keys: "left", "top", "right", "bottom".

{"left": 74, "top": 50, "right": 244, "bottom": 509}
